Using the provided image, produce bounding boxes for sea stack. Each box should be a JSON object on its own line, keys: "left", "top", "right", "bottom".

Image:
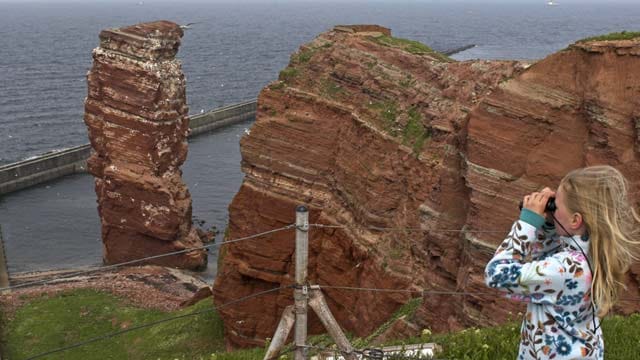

{"left": 84, "top": 20, "right": 206, "bottom": 270}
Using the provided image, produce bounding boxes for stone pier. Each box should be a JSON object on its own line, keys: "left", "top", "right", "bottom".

{"left": 84, "top": 20, "right": 206, "bottom": 269}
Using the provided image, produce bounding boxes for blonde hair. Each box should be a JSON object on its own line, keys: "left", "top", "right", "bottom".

{"left": 560, "top": 165, "right": 640, "bottom": 317}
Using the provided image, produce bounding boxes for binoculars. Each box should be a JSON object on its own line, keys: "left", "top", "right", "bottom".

{"left": 518, "top": 197, "right": 557, "bottom": 213}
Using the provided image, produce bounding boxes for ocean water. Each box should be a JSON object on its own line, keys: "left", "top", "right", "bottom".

{"left": 0, "top": 0, "right": 638, "bottom": 275}
{"left": 2, "top": 0, "right": 639, "bottom": 165}
{"left": 0, "top": 120, "right": 251, "bottom": 277}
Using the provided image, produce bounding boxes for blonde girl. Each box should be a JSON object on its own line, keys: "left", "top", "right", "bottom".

{"left": 485, "top": 165, "right": 640, "bottom": 359}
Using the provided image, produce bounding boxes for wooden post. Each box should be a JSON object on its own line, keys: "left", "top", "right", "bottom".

{"left": 264, "top": 305, "right": 295, "bottom": 360}
{"left": 308, "top": 288, "right": 357, "bottom": 360}
{"left": 264, "top": 205, "right": 356, "bottom": 360}
{"left": 294, "top": 205, "right": 309, "bottom": 360}
{"left": 0, "top": 224, "right": 10, "bottom": 291}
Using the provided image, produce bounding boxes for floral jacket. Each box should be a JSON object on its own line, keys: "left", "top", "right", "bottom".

{"left": 484, "top": 210, "right": 604, "bottom": 359}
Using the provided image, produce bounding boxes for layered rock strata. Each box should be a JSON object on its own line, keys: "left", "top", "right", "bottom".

{"left": 213, "top": 26, "right": 640, "bottom": 348}
{"left": 84, "top": 21, "right": 206, "bottom": 270}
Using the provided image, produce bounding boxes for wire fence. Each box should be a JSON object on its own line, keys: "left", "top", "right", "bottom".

{"left": 20, "top": 284, "right": 472, "bottom": 360}
{"left": 5, "top": 220, "right": 640, "bottom": 359}
{"left": 310, "top": 223, "right": 507, "bottom": 233}
{"left": 2, "top": 222, "right": 507, "bottom": 292}
{"left": 316, "top": 285, "right": 640, "bottom": 303}
{"left": 1, "top": 224, "right": 296, "bottom": 291}
{"left": 5, "top": 221, "right": 640, "bottom": 302}
{"left": 19, "top": 282, "right": 640, "bottom": 359}
{"left": 25, "top": 285, "right": 291, "bottom": 360}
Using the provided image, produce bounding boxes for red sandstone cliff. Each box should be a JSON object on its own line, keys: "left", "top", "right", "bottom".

{"left": 213, "top": 26, "right": 640, "bottom": 348}
{"left": 84, "top": 21, "right": 206, "bottom": 270}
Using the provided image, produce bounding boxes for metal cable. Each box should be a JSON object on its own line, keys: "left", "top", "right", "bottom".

{"left": 5, "top": 222, "right": 506, "bottom": 292}
{"left": 3, "top": 224, "right": 295, "bottom": 291}
{"left": 318, "top": 285, "right": 489, "bottom": 297}
{"left": 11, "top": 221, "right": 640, "bottom": 303}
{"left": 25, "top": 285, "right": 291, "bottom": 360}
{"left": 18, "top": 286, "right": 640, "bottom": 358}
{"left": 317, "top": 285, "right": 640, "bottom": 302}
{"left": 310, "top": 223, "right": 507, "bottom": 233}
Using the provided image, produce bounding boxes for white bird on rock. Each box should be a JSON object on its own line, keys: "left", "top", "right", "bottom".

{"left": 179, "top": 22, "right": 199, "bottom": 30}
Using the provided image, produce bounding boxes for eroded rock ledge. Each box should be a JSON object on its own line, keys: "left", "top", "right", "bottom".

{"left": 84, "top": 21, "right": 206, "bottom": 270}
{"left": 213, "top": 25, "right": 640, "bottom": 348}
{"left": 1, "top": 266, "right": 209, "bottom": 318}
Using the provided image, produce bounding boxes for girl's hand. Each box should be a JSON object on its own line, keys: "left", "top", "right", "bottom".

{"left": 522, "top": 187, "right": 556, "bottom": 217}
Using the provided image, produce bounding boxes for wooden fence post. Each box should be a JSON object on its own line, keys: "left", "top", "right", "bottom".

{"left": 264, "top": 305, "right": 295, "bottom": 360}
{"left": 308, "top": 288, "right": 356, "bottom": 360}
{"left": 294, "top": 205, "right": 309, "bottom": 360}
{"left": 264, "top": 205, "right": 355, "bottom": 360}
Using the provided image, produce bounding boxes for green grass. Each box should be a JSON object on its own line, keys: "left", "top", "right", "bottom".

{"left": 423, "top": 321, "right": 520, "bottom": 360}
{"left": 367, "top": 102, "right": 429, "bottom": 155}
{"left": 354, "top": 297, "right": 423, "bottom": 348}
{"left": 292, "top": 48, "right": 316, "bottom": 63}
{"left": 367, "top": 35, "right": 452, "bottom": 62}
{"left": 291, "top": 42, "right": 333, "bottom": 64}
{"left": 2, "top": 289, "right": 225, "bottom": 360}
{"left": 278, "top": 67, "right": 299, "bottom": 83}
{"left": 210, "top": 348, "right": 266, "bottom": 360}
{"left": 268, "top": 81, "right": 285, "bottom": 91}
{"left": 384, "top": 313, "right": 640, "bottom": 360}
{"left": 402, "top": 107, "right": 429, "bottom": 155}
{"left": 3, "top": 289, "right": 640, "bottom": 360}
{"left": 577, "top": 30, "right": 640, "bottom": 43}
{"left": 368, "top": 100, "right": 399, "bottom": 136}
{"left": 399, "top": 74, "right": 416, "bottom": 88}
{"left": 320, "top": 78, "right": 346, "bottom": 99}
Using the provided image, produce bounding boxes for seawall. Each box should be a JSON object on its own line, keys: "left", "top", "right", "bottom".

{"left": 0, "top": 100, "right": 257, "bottom": 196}
{"left": 189, "top": 100, "right": 256, "bottom": 136}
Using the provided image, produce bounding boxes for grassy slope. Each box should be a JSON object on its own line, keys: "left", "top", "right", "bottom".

{"left": 367, "top": 35, "right": 453, "bottom": 62}
{"left": 2, "top": 289, "right": 225, "bottom": 360}
{"left": 3, "top": 290, "right": 640, "bottom": 359}
{"left": 577, "top": 30, "right": 640, "bottom": 43}
{"left": 380, "top": 313, "right": 640, "bottom": 360}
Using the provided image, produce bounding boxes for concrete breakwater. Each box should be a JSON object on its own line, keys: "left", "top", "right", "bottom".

{"left": 0, "top": 144, "right": 91, "bottom": 196}
{"left": 0, "top": 100, "right": 257, "bottom": 196}
{"left": 189, "top": 100, "right": 257, "bottom": 137}
{"left": 442, "top": 44, "right": 476, "bottom": 56}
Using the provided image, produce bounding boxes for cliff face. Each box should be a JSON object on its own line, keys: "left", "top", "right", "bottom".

{"left": 213, "top": 26, "right": 640, "bottom": 348}
{"left": 84, "top": 21, "right": 206, "bottom": 269}
{"left": 463, "top": 38, "right": 640, "bottom": 323}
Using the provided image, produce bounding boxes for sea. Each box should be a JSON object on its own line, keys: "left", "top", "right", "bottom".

{"left": 0, "top": 0, "right": 638, "bottom": 278}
